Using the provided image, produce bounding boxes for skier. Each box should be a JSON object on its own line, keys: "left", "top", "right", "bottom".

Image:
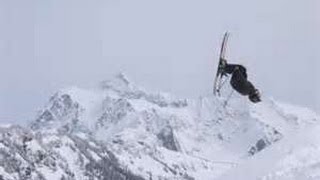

{"left": 220, "top": 58, "right": 261, "bottom": 103}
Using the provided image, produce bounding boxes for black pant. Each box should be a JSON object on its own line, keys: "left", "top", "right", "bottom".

{"left": 224, "top": 64, "right": 256, "bottom": 96}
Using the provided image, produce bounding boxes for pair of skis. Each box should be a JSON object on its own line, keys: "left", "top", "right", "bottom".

{"left": 213, "top": 32, "right": 229, "bottom": 96}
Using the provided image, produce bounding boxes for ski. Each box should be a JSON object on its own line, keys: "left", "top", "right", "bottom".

{"left": 213, "top": 32, "right": 229, "bottom": 96}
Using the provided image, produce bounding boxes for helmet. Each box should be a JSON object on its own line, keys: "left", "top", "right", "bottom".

{"left": 249, "top": 89, "right": 261, "bottom": 103}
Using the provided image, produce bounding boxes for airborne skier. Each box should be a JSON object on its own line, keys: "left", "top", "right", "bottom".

{"left": 213, "top": 32, "right": 261, "bottom": 103}
{"left": 220, "top": 59, "right": 261, "bottom": 103}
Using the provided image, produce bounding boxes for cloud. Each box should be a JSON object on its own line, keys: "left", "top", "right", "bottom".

{"left": 0, "top": 0, "right": 318, "bottom": 122}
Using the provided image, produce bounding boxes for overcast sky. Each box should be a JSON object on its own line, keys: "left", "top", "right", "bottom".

{"left": 0, "top": 0, "right": 319, "bottom": 124}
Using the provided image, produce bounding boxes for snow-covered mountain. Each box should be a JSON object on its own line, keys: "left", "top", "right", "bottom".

{"left": 0, "top": 74, "right": 319, "bottom": 180}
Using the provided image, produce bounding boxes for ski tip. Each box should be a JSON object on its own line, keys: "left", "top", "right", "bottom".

{"left": 223, "top": 31, "right": 230, "bottom": 39}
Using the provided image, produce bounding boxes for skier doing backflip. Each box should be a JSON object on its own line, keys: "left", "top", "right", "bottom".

{"left": 220, "top": 59, "right": 261, "bottom": 103}
{"left": 214, "top": 32, "right": 261, "bottom": 103}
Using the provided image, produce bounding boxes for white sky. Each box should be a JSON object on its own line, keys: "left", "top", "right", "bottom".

{"left": 0, "top": 0, "right": 319, "bottom": 123}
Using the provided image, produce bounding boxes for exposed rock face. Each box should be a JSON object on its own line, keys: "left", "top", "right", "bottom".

{"left": 0, "top": 125, "right": 143, "bottom": 180}
{"left": 157, "top": 126, "right": 180, "bottom": 151}
{"left": 31, "top": 93, "right": 82, "bottom": 131}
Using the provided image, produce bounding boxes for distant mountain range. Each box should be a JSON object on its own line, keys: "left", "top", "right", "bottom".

{"left": 0, "top": 74, "right": 319, "bottom": 180}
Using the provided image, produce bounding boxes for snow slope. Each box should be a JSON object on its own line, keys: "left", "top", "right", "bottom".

{"left": 1, "top": 74, "right": 319, "bottom": 180}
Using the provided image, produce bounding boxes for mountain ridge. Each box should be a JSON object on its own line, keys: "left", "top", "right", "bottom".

{"left": 0, "top": 74, "right": 319, "bottom": 180}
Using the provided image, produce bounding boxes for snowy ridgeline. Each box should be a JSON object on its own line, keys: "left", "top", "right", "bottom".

{"left": 0, "top": 74, "right": 319, "bottom": 180}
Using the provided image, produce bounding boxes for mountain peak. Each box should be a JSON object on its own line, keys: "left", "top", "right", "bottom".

{"left": 100, "top": 73, "right": 133, "bottom": 93}
{"left": 13, "top": 74, "right": 320, "bottom": 180}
